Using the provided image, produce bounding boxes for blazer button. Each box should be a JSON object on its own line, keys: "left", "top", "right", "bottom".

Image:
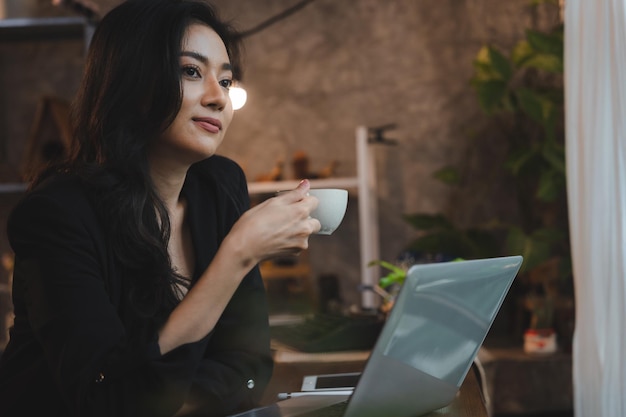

{"left": 247, "top": 379, "right": 255, "bottom": 389}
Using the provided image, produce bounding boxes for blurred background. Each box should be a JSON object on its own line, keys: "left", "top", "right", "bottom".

{"left": 0, "top": 1, "right": 575, "bottom": 415}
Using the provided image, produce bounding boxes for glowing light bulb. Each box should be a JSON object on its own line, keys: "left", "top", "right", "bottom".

{"left": 229, "top": 84, "right": 247, "bottom": 110}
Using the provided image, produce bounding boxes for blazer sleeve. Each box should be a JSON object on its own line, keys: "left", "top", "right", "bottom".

{"left": 183, "top": 157, "right": 274, "bottom": 416}
{"left": 7, "top": 187, "right": 204, "bottom": 417}
{"left": 186, "top": 267, "right": 273, "bottom": 416}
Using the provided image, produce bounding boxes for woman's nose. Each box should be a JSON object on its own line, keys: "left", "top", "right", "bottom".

{"left": 201, "top": 77, "right": 228, "bottom": 109}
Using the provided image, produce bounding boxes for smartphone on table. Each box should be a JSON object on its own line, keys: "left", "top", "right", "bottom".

{"left": 300, "top": 372, "right": 361, "bottom": 391}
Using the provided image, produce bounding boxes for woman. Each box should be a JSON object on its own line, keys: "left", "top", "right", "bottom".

{"left": 0, "top": 1, "right": 320, "bottom": 416}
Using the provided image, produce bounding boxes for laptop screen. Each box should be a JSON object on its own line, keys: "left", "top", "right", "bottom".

{"left": 381, "top": 257, "right": 521, "bottom": 386}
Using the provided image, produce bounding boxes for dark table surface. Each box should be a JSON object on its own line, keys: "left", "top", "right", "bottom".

{"left": 254, "top": 347, "right": 488, "bottom": 417}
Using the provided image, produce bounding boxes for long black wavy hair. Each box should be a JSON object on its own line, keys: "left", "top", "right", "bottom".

{"left": 61, "top": 0, "right": 242, "bottom": 322}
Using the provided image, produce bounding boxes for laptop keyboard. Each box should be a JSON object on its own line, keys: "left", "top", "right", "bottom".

{"left": 270, "top": 313, "right": 384, "bottom": 352}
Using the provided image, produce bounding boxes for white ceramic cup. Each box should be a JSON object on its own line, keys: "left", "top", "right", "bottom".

{"left": 308, "top": 188, "right": 348, "bottom": 235}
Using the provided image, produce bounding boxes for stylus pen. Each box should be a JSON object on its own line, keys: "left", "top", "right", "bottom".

{"left": 277, "top": 390, "right": 353, "bottom": 400}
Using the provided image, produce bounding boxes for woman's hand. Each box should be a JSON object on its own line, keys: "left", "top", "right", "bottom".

{"left": 226, "top": 179, "right": 321, "bottom": 267}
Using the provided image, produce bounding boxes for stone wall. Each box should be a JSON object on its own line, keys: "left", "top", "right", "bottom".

{"left": 0, "top": 0, "right": 560, "bottom": 347}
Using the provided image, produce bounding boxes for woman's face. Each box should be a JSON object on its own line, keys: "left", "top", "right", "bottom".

{"left": 151, "top": 23, "right": 234, "bottom": 168}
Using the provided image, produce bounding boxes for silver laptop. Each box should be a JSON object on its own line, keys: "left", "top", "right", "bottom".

{"left": 230, "top": 256, "right": 522, "bottom": 417}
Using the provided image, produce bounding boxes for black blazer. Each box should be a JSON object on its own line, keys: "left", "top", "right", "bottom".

{"left": 0, "top": 156, "right": 273, "bottom": 417}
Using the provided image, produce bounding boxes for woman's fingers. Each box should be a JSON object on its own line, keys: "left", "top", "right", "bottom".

{"left": 228, "top": 179, "right": 323, "bottom": 262}
{"left": 307, "top": 215, "right": 321, "bottom": 235}
{"left": 272, "top": 179, "right": 319, "bottom": 221}
{"left": 276, "top": 179, "right": 311, "bottom": 203}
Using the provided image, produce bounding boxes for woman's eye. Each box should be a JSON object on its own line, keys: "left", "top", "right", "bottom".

{"left": 219, "top": 79, "right": 233, "bottom": 89}
{"left": 182, "top": 66, "right": 200, "bottom": 78}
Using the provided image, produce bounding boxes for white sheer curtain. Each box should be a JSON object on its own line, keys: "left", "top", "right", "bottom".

{"left": 565, "top": 1, "right": 626, "bottom": 416}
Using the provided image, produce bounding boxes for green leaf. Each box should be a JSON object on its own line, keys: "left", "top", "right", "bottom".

{"left": 472, "top": 79, "right": 508, "bottom": 114}
{"left": 379, "top": 273, "right": 405, "bottom": 289}
{"left": 368, "top": 259, "right": 405, "bottom": 275}
{"left": 402, "top": 213, "right": 453, "bottom": 231}
{"left": 516, "top": 88, "right": 555, "bottom": 125}
{"left": 433, "top": 166, "right": 461, "bottom": 185}
{"left": 406, "top": 230, "right": 473, "bottom": 259}
{"left": 521, "top": 53, "right": 563, "bottom": 73}
{"left": 487, "top": 46, "right": 513, "bottom": 80}
{"left": 465, "top": 229, "right": 499, "bottom": 258}
{"left": 472, "top": 46, "right": 500, "bottom": 80}
{"left": 515, "top": 88, "right": 544, "bottom": 123}
{"left": 526, "top": 29, "right": 564, "bottom": 57}
{"left": 505, "top": 147, "right": 539, "bottom": 177}
{"left": 541, "top": 87, "right": 565, "bottom": 106}
{"left": 542, "top": 108, "right": 558, "bottom": 143}
{"left": 369, "top": 260, "right": 407, "bottom": 289}
{"left": 513, "top": 28, "right": 564, "bottom": 73}
{"left": 511, "top": 40, "right": 534, "bottom": 67}
{"left": 558, "top": 256, "right": 573, "bottom": 281}
{"left": 472, "top": 46, "right": 512, "bottom": 83}
{"left": 472, "top": 58, "right": 491, "bottom": 82}
{"left": 471, "top": 46, "right": 516, "bottom": 113}
{"left": 505, "top": 228, "right": 552, "bottom": 271}
{"left": 531, "top": 227, "right": 565, "bottom": 244}
{"left": 541, "top": 142, "right": 566, "bottom": 173}
{"left": 536, "top": 169, "right": 565, "bottom": 201}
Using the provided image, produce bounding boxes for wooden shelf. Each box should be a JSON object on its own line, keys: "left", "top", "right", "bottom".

{"left": 260, "top": 261, "right": 311, "bottom": 280}
{"left": 248, "top": 177, "right": 358, "bottom": 195}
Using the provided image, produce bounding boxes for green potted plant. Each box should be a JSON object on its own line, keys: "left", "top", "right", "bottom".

{"left": 521, "top": 257, "right": 560, "bottom": 353}
{"left": 469, "top": 3, "right": 572, "bottom": 347}
{"left": 367, "top": 260, "right": 406, "bottom": 314}
{"left": 372, "top": 1, "right": 573, "bottom": 348}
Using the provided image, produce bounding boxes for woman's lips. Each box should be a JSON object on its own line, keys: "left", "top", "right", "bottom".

{"left": 193, "top": 117, "right": 221, "bottom": 134}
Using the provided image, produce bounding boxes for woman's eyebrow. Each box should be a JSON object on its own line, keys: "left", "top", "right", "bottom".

{"left": 180, "top": 51, "right": 232, "bottom": 71}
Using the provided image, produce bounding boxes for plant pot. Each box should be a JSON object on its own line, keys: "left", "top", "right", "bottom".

{"left": 523, "top": 328, "right": 557, "bottom": 354}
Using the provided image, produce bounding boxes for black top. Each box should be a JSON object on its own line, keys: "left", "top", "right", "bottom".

{"left": 0, "top": 156, "right": 273, "bottom": 417}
